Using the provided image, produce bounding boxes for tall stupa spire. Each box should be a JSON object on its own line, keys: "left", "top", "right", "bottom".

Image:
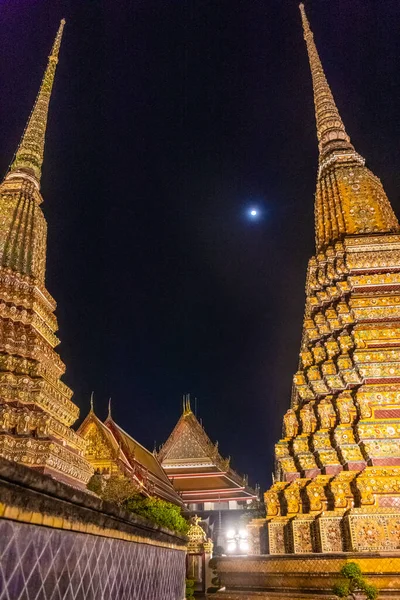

{"left": 263, "top": 5, "right": 400, "bottom": 557}
{"left": 299, "top": 4, "right": 355, "bottom": 160}
{"left": 299, "top": 3, "right": 399, "bottom": 250}
{"left": 7, "top": 19, "right": 66, "bottom": 186}
{"left": 0, "top": 20, "right": 92, "bottom": 490}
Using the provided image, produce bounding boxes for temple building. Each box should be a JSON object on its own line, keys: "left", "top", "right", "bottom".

{"left": 264, "top": 4, "right": 400, "bottom": 554}
{"left": 0, "top": 21, "right": 92, "bottom": 489}
{"left": 158, "top": 396, "right": 258, "bottom": 543}
{"left": 77, "top": 400, "right": 183, "bottom": 505}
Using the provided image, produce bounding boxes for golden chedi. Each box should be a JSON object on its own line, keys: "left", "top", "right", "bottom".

{"left": 0, "top": 21, "right": 93, "bottom": 489}
{"left": 265, "top": 5, "right": 400, "bottom": 554}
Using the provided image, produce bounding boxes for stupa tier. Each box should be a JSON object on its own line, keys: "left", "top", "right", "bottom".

{"left": 264, "top": 4, "right": 400, "bottom": 554}
{"left": 0, "top": 21, "right": 92, "bottom": 489}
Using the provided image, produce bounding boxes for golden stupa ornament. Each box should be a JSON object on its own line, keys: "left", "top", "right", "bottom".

{"left": 187, "top": 516, "right": 213, "bottom": 554}
{"left": 264, "top": 4, "right": 400, "bottom": 554}
{"left": 0, "top": 21, "right": 93, "bottom": 488}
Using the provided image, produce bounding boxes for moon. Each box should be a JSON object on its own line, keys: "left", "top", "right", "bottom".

{"left": 248, "top": 207, "right": 260, "bottom": 219}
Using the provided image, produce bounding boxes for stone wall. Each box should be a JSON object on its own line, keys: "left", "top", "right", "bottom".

{"left": 0, "top": 458, "right": 186, "bottom": 599}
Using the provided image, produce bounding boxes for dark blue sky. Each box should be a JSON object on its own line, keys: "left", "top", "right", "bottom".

{"left": 1, "top": 0, "right": 400, "bottom": 489}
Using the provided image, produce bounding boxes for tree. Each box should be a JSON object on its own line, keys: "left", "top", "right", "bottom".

{"left": 101, "top": 474, "right": 139, "bottom": 504}
{"left": 87, "top": 473, "right": 105, "bottom": 496}
{"left": 333, "top": 562, "right": 378, "bottom": 600}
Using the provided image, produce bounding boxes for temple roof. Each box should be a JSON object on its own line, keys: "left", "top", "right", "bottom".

{"left": 158, "top": 397, "right": 257, "bottom": 503}
{"left": 78, "top": 407, "right": 182, "bottom": 505}
{"left": 105, "top": 416, "right": 171, "bottom": 487}
{"left": 157, "top": 398, "right": 228, "bottom": 470}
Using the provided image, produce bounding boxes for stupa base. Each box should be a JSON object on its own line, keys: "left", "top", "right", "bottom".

{"left": 212, "top": 553, "right": 400, "bottom": 599}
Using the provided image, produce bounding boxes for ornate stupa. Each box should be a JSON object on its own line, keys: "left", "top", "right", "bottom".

{"left": 265, "top": 4, "right": 400, "bottom": 553}
{"left": 0, "top": 21, "right": 93, "bottom": 489}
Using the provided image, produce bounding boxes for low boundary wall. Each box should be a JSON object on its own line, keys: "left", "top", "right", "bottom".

{"left": 0, "top": 458, "right": 186, "bottom": 599}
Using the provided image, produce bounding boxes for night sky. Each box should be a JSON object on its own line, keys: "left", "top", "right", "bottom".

{"left": 1, "top": 0, "right": 400, "bottom": 490}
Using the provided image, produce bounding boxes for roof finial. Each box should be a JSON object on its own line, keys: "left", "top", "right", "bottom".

{"left": 7, "top": 19, "right": 66, "bottom": 185}
{"left": 108, "top": 397, "right": 112, "bottom": 420}
{"left": 183, "top": 393, "right": 192, "bottom": 415}
{"left": 90, "top": 391, "right": 94, "bottom": 412}
{"left": 299, "top": 4, "right": 356, "bottom": 160}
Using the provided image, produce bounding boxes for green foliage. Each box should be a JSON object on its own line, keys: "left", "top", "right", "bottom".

{"left": 208, "top": 555, "right": 221, "bottom": 593}
{"left": 340, "top": 563, "right": 362, "bottom": 580}
{"left": 185, "top": 579, "right": 194, "bottom": 590}
{"left": 364, "top": 585, "right": 378, "bottom": 600}
{"left": 332, "top": 582, "right": 350, "bottom": 598}
{"left": 87, "top": 473, "right": 189, "bottom": 534}
{"left": 124, "top": 494, "right": 189, "bottom": 535}
{"left": 185, "top": 578, "right": 195, "bottom": 599}
{"left": 101, "top": 475, "right": 139, "bottom": 504}
{"left": 88, "top": 473, "right": 140, "bottom": 505}
{"left": 87, "top": 473, "right": 104, "bottom": 496}
{"left": 333, "top": 562, "right": 378, "bottom": 600}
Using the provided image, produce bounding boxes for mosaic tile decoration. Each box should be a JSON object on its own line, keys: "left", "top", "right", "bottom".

{"left": 0, "top": 520, "right": 185, "bottom": 600}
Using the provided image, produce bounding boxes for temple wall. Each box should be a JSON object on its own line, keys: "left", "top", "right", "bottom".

{"left": 0, "top": 458, "right": 186, "bottom": 600}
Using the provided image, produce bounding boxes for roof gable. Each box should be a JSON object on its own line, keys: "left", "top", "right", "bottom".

{"left": 158, "top": 410, "right": 226, "bottom": 469}
{"left": 166, "top": 422, "right": 211, "bottom": 460}
{"left": 78, "top": 412, "right": 116, "bottom": 460}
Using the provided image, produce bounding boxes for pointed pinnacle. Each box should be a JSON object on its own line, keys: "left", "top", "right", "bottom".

{"left": 90, "top": 391, "right": 94, "bottom": 412}
{"left": 108, "top": 397, "right": 112, "bottom": 419}
{"left": 7, "top": 19, "right": 66, "bottom": 185}
{"left": 299, "top": 4, "right": 310, "bottom": 35}
{"left": 299, "top": 4, "right": 355, "bottom": 159}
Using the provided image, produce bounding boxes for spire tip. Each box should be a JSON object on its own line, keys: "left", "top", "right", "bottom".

{"left": 7, "top": 18, "right": 66, "bottom": 184}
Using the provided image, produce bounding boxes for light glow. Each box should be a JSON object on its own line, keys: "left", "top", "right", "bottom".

{"left": 246, "top": 205, "right": 263, "bottom": 221}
